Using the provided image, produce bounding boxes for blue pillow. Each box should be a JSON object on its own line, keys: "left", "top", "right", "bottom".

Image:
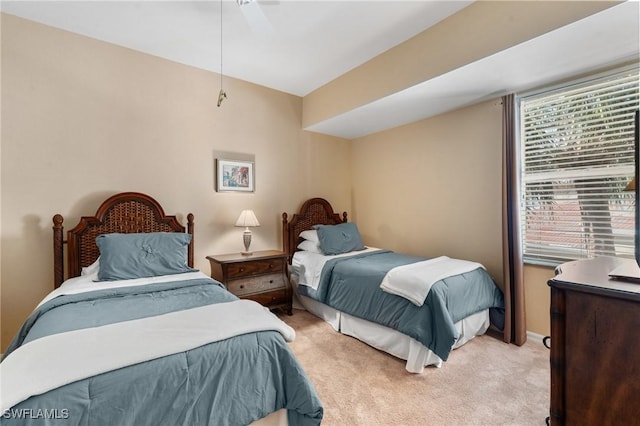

{"left": 96, "top": 232, "right": 196, "bottom": 281}
{"left": 313, "top": 223, "right": 365, "bottom": 255}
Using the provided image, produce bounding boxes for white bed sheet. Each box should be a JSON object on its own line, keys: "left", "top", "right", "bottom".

{"left": 290, "top": 271, "right": 489, "bottom": 374}
{"left": 292, "top": 247, "right": 381, "bottom": 290}
{"left": 38, "top": 270, "right": 212, "bottom": 307}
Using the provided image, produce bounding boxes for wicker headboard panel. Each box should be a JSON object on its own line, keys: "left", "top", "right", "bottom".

{"left": 281, "top": 197, "right": 347, "bottom": 264}
{"left": 52, "top": 192, "right": 194, "bottom": 288}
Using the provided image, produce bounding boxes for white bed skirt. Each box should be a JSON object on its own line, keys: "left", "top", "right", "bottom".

{"left": 292, "top": 281, "right": 489, "bottom": 374}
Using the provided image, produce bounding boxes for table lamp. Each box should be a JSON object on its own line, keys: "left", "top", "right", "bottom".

{"left": 235, "top": 210, "right": 260, "bottom": 255}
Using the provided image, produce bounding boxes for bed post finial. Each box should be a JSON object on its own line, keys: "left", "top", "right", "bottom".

{"left": 53, "top": 214, "right": 64, "bottom": 288}
{"left": 342, "top": 212, "right": 348, "bottom": 223}
{"left": 187, "top": 213, "right": 195, "bottom": 268}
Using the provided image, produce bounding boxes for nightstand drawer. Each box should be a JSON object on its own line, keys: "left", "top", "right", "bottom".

{"left": 226, "top": 273, "right": 286, "bottom": 296}
{"left": 226, "top": 259, "right": 284, "bottom": 278}
{"left": 250, "top": 290, "right": 289, "bottom": 307}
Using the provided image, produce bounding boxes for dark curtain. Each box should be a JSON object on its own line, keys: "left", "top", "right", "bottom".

{"left": 501, "top": 94, "right": 527, "bottom": 345}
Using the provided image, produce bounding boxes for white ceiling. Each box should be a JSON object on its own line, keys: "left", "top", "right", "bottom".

{"left": 2, "top": 1, "right": 639, "bottom": 139}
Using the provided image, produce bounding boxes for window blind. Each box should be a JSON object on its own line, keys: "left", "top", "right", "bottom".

{"left": 520, "top": 67, "right": 639, "bottom": 265}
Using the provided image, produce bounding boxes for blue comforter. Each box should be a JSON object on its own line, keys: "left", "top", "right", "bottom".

{"left": 298, "top": 250, "right": 503, "bottom": 361}
{"left": 1, "top": 278, "right": 323, "bottom": 426}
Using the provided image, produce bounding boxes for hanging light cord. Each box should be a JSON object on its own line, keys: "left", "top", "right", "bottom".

{"left": 217, "top": 0, "right": 227, "bottom": 107}
{"left": 220, "top": 0, "right": 223, "bottom": 88}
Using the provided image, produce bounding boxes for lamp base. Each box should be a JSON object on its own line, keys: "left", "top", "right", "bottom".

{"left": 242, "top": 229, "right": 253, "bottom": 255}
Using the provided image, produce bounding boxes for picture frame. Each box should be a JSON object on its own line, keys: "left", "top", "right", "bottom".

{"left": 216, "top": 159, "right": 255, "bottom": 192}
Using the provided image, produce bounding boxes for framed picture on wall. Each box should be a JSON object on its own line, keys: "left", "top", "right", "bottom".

{"left": 216, "top": 159, "right": 255, "bottom": 192}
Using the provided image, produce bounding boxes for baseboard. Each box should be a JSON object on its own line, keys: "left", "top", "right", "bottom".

{"left": 527, "top": 331, "right": 545, "bottom": 345}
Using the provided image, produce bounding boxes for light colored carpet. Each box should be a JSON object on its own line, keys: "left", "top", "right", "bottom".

{"left": 279, "top": 309, "right": 549, "bottom": 426}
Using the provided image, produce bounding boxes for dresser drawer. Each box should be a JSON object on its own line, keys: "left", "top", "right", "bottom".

{"left": 226, "top": 273, "right": 286, "bottom": 296}
{"left": 250, "top": 289, "right": 289, "bottom": 307}
{"left": 226, "top": 259, "right": 284, "bottom": 278}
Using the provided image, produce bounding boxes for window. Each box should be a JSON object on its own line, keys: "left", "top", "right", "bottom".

{"left": 519, "top": 66, "right": 639, "bottom": 265}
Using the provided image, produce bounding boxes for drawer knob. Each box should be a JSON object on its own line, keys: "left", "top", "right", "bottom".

{"left": 269, "top": 264, "right": 273, "bottom": 268}
{"left": 239, "top": 268, "right": 245, "bottom": 272}
{"left": 269, "top": 280, "right": 274, "bottom": 284}
{"left": 240, "top": 285, "right": 245, "bottom": 289}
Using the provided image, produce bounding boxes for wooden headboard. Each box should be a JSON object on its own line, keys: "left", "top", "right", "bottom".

{"left": 281, "top": 197, "right": 347, "bottom": 264}
{"left": 52, "top": 192, "right": 194, "bottom": 288}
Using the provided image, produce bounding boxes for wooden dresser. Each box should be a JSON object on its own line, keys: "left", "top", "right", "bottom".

{"left": 548, "top": 256, "right": 640, "bottom": 425}
{"left": 207, "top": 250, "right": 292, "bottom": 315}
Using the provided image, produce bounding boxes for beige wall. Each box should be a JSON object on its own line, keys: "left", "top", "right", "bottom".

{"left": 0, "top": 14, "right": 351, "bottom": 351}
{"left": 524, "top": 264, "right": 554, "bottom": 336}
{"left": 350, "top": 99, "right": 552, "bottom": 337}
{"left": 0, "top": 11, "right": 3, "bottom": 344}
{"left": 351, "top": 100, "right": 504, "bottom": 285}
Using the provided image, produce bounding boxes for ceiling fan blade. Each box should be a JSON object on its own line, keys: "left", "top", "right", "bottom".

{"left": 239, "top": 1, "right": 273, "bottom": 33}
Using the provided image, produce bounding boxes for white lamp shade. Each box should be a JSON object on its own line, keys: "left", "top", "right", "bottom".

{"left": 235, "top": 210, "right": 260, "bottom": 227}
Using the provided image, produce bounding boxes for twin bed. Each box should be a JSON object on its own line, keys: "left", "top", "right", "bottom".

{"left": 282, "top": 198, "right": 504, "bottom": 373}
{"left": 1, "top": 192, "right": 322, "bottom": 426}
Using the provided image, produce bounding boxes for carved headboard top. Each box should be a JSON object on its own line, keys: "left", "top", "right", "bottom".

{"left": 281, "top": 197, "right": 347, "bottom": 264}
{"left": 53, "top": 192, "right": 194, "bottom": 288}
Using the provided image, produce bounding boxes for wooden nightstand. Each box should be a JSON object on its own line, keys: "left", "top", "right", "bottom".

{"left": 206, "top": 250, "right": 292, "bottom": 315}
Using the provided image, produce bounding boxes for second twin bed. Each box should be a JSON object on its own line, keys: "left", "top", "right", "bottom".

{"left": 282, "top": 197, "right": 504, "bottom": 373}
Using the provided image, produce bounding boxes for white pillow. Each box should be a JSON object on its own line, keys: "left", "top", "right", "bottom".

{"left": 299, "top": 229, "right": 319, "bottom": 243}
{"left": 297, "top": 239, "right": 323, "bottom": 254}
{"left": 81, "top": 258, "right": 100, "bottom": 277}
